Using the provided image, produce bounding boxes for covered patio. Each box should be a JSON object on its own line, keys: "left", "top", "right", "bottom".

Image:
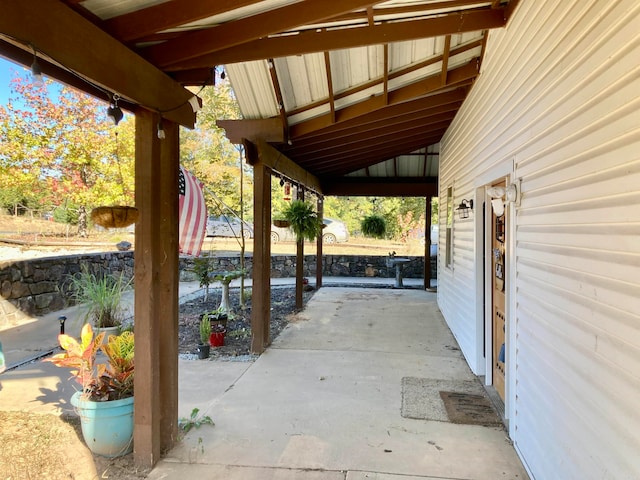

{"left": 152, "top": 287, "right": 528, "bottom": 479}
{"left": 0, "top": 0, "right": 520, "bottom": 470}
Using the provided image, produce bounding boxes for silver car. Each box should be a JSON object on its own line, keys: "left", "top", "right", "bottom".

{"left": 270, "top": 218, "right": 349, "bottom": 244}
{"left": 206, "top": 215, "right": 253, "bottom": 238}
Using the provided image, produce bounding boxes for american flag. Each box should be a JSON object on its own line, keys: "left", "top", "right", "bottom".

{"left": 178, "top": 166, "right": 207, "bottom": 256}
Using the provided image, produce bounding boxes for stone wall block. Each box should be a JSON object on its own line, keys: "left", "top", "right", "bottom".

{"left": 30, "top": 281, "right": 57, "bottom": 295}
{"left": 11, "top": 281, "right": 30, "bottom": 299}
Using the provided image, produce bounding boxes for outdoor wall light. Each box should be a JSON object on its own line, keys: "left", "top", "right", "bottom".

{"left": 456, "top": 199, "right": 474, "bottom": 219}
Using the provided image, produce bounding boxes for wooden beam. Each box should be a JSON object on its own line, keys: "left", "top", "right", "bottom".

{"left": 291, "top": 89, "right": 466, "bottom": 142}
{"left": 441, "top": 35, "right": 451, "bottom": 86}
{"left": 254, "top": 140, "right": 323, "bottom": 195}
{"left": 169, "top": 8, "right": 506, "bottom": 69}
{"left": 311, "top": 134, "right": 444, "bottom": 176}
{"left": 285, "top": 39, "right": 480, "bottom": 118}
{"left": 104, "top": 0, "right": 265, "bottom": 43}
{"left": 324, "top": 51, "right": 336, "bottom": 124}
{"left": 146, "top": 0, "right": 382, "bottom": 68}
{"left": 289, "top": 62, "right": 476, "bottom": 138}
{"left": 217, "top": 118, "right": 284, "bottom": 144}
{"left": 290, "top": 112, "right": 457, "bottom": 157}
{"left": 328, "top": 0, "right": 498, "bottom": 24}
{"left": 267, "top": 59, "right": 289, "bottom": 142}
{"left": 0, "top": 0, "right": 196, "bottom": 128}
{"left": 0, "top": 40, "right": 132, "bottom": 112}
{"left": 296, "top": 119, "right": 452, "bottom": 164}
{"left": 322, "top": 177, "right": 438, "bottom": 197}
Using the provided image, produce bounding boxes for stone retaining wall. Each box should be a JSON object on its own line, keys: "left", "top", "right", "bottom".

{"left": 1, "top": 252, "right": 435, "bottom": 326}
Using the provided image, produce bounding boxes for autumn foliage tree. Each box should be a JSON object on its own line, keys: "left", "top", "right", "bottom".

{"left": 0, "top": 72, "right": 134, "bottom": 235}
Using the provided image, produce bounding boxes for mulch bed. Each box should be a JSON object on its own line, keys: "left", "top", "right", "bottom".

{"left": 178, "top": 285, "right": 316, "bottom": 358}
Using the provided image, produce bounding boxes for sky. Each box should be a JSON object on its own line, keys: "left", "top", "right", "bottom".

{"left": 0, "top": 56, "right": 24, "bottom": 104}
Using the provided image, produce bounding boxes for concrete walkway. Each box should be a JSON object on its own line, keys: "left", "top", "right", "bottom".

{"left": 149, "top": 287, "right": 528, "bottom": 480}
{"left": 0, "top": 279, "right": 528, "bottom": 479}
{"left": 0, "top": 276, "right": 426, "bottom": 370}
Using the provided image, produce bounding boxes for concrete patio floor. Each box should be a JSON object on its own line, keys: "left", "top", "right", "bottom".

{"left": 149, "top": 287, "right": 529, "bottom": 480}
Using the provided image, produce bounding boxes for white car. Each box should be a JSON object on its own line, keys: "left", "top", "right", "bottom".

{"left": 271, "top": 218, "right": 349, "bottom": 244}
{"left": 206, "top": 215, "right": 253, "bottom": 238}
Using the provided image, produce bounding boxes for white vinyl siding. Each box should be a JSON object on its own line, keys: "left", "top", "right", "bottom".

{"left": 439, "top": 1, "right": 640, "bottom": 479}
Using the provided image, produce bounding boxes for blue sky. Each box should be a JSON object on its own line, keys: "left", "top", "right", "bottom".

{"left": 0, "top": 56, "right": 25, "bottom": 104}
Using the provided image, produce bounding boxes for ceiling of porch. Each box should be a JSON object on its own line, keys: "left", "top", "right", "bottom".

{"left": 1, "top": 0, "right": 520, "bottom": 195}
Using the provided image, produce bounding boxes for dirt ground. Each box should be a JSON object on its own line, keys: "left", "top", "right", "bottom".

{"left": 0, "top": 213, "right": 427, "bottom": 260}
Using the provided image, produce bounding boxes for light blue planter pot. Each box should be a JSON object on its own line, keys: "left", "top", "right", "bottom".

{"left": 71, "top": 391, "right": 134, "bottom": 457}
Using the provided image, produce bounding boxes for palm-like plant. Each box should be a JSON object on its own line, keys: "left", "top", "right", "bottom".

{"left": 67, "top": 267, "right": 131, "bottom": 328}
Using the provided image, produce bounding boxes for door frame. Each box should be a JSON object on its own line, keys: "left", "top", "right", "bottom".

{"left": 473, "top": 161, "right": 517, "bottom": 434}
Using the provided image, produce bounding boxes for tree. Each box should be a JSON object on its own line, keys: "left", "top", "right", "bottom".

{"left": 0, "top": 72, "right": 135, "bottom": 235}
{"left": 180, "top": 79, "right": 249, "bottom": 220}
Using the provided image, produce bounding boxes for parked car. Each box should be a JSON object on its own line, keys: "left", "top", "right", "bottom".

{"left": 271, "top": 218, "right": 349, "bottom": 244}
{"left": 206, "top": 215, "right": 253, "bottom": 238}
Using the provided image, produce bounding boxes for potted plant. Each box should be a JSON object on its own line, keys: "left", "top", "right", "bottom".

{"left": 197, "top": 315, "right": 211, "bottom": 359}
{"left": 67, "top": 266, "right": 132, "bottom": 338}
{"left": 282, "top": 199, "right": 323, "bottom": 242}
{"left": 45, "top": 324, "right": 134, "bottom": 457}
{"left": 209, "top": 323, "right": 227, "bottom": 348}
{"left": 361, "top": 214, "right": 387, "bottom": 239}
{"left": 202, "top": 306, "right": 229, "bottom": 329}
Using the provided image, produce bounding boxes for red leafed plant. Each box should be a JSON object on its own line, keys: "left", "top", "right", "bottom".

{"left": 46, "top": 323, "right": 134, "bottom": 401}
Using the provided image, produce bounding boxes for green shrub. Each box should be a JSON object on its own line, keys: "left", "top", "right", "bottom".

{"left": 282, "top": 200, "right": 323, "bottom": 242}
{"left": 361, "top": 215, "right": 387, "bottom": 239}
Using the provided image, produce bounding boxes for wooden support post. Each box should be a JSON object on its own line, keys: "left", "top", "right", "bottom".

{"left": 316, "top": 196, "right": 324, "bottom": 289}
{"left": 249, "top": 146, "right": 272, "bottom": 353}
{"left": 424, "top": 196, "right": 432, "bottom": 290}
{"left": 158, "top": 119, "right": 179, "bottom": 452}
{"left": 133, "top": 110, "right": 180, "bottom": 469}
{"left": 295, "top": 188, "right": 304, "bottom": 310}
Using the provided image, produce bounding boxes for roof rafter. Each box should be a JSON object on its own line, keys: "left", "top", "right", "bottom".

{"left": 288, "top": 105, "right": 461, "bottom": 154}
{"left": 144, "top": 0, "right": 383, "bottom": 68}
{"left": 289, "top": 112, "right": 457, "bottom": 157}
{"left": 292, "top": 89, "right": 467, "bottom": 143}
{"left": 324, "top": 51, "right": 336, "bottom": 124}
{"left": 165, "top": 7, "right": 506, "bottom": 69}
{"left": 314, "top": 135, "right": 444, "bottom": 176}
{"left": 326, "top": 0, "right": 497, "bottom": 23}
{"left": 267, "top": 58, "right": 289, "bottom": 142}
{"left": 105, "top": 0, "right": 265, "bottom": 43}
{"left": 1, "top": 0, "right": 196, "bottom": 127}
{"left": 283, "top": 38, "right": 480, "bottom": 117}
{"left": 289, "top": 61, "right": 477, "bottom": 138}
{"left": 301, "top": 121, "right": 451, "bottom": 164}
